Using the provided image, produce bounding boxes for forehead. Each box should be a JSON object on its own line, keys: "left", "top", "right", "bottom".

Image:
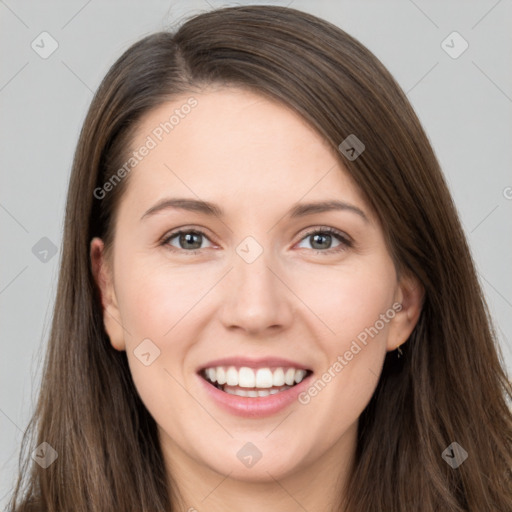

{"left": 121, "top": 87, "right": 373, "bottom": 221}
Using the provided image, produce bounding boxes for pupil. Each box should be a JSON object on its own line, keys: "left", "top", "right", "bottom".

{"left": 311, "top": 233, "right": 331, "bottom": 250}
{"left": 181, "top": 232, "right": 201, "bottom": 250}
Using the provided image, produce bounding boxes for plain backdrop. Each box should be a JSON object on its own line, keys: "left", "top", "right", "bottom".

{"left": 1, "top": 0, "right": 511, "bottom": 506}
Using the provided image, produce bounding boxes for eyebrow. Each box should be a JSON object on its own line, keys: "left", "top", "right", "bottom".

{"left": 140, "top": 198, "right": 369, "bottom": 223}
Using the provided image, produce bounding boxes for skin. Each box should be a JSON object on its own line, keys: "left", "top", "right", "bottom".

{"left": 91, "top": 87, "right": 423, "bottom": 512}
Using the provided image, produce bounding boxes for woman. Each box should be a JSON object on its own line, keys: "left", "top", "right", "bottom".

{"left": 8, "top": 5, "right": 512, "bottom": 511}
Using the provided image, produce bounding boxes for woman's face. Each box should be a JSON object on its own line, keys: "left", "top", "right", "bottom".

{"left": 91, "top": 87, "right": 421, "bottom": 484}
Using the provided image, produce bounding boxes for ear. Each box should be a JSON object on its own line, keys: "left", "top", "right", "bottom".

{"left": 90, "top": 237, "right": 126, "bottom": 351}
{"left": 386, "top": 270, "right": 425, "bottom": 352}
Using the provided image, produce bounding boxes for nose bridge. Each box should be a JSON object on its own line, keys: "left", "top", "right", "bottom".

{"left": 220, "top": 235, "right": 293, "bottom": 333}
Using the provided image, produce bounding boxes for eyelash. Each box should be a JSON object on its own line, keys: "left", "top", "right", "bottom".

{"left": 160, "top": 226, "right": 353, "bottom": 256}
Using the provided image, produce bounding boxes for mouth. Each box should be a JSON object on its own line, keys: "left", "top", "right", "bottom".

{"left": 199, "top": 366, "right": 313, "bottom": 397}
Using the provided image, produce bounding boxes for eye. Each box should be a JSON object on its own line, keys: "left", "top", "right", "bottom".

{"left": 161, "top": 229, "right": 214, "bottom": 254}
{"left": 161, "top": 226, "right": 352, "bottom": 255}
{"left": 295, "top": 227, "right": 352, "bottom": 254}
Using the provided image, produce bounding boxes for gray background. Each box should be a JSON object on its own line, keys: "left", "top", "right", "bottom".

{"left": 1, "top": 0, "right": 511, "bottom": 506}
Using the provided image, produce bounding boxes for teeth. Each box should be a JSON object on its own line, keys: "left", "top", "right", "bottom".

{"left": 226, "top": 367, "right": 238, "bottom": 386}
{"left": 294, "top": 369, "right": 307, "bottom": 384}
{"left": 284, "top": 368, "right": 296, "bottom": 386}
{"left": 206, "top": 368, "right": 216, "bottom": 383}
{"left": 272, "top": 367, "right": 285, "bottom": 386}
{"left": 216, "top": 367, "right": 226, "bottom": 385}
{"left": 202, "top": 366, "right": 309, "bottom": 388}
{"left": 255, "top": 368, "right": 273, "bottom": 388}
{"left": 239, "top": 367, "right": 255, "bottom": 387}
{"left": 223, "top": 385, "right": 292, "bottom": 397}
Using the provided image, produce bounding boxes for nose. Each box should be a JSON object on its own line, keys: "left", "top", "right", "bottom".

{"left": 219, "top": 247, "right": 295, "bottom": 336}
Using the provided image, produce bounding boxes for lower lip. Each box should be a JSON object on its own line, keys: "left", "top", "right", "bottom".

{"left": 197, "top": 373, "right": 313, "bottom": 418}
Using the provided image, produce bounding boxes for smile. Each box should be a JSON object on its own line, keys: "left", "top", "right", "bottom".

{"left": 201, "top": 366, "right": 312, "bottom": 397}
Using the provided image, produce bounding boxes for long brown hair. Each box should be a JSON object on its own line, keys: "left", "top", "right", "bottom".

{"left": 8, "top": 5, "right": 512, "bottom": 511}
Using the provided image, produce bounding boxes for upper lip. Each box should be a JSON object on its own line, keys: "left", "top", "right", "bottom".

{"left": 197, "top": 356, "right": 312, "bottom": 372}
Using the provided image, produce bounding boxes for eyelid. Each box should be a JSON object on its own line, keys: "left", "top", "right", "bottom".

{"left": 297, "top": 225, "right": 352, "bottom": 244}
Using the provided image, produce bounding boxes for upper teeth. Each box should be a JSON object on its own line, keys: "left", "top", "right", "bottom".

{"left": 204, "top": 366, "right": 308, "bottom": 388}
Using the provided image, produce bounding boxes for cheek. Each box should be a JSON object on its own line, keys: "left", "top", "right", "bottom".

{"left": 291, "top": 259, "right": 396, "bottom": 342}
{"left": 116, "top": 258, "right": 207, "bottom": 342}
{"left": 115, "top": 261, "right": 203, "bottom": 426}
{"left": 292, "top": 261, "right": 395, "bottom": 418}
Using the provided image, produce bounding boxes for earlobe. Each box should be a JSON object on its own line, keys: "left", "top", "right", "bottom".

{"left": 386, "top": 272, "right": 425, "bottom": 352}
{"left": 90, "top": 237, "right": 126, "bottom": 351}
